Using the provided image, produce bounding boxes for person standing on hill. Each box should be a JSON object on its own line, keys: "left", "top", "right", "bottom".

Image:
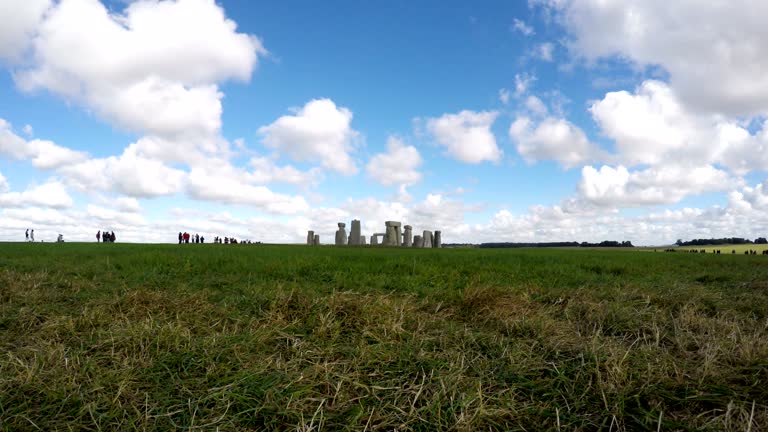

{"left": 110, "top": 231, "right": 116, "bottom": 242}
{"left": 25, "top": 229, "right": 29, "bottom": 241}
{"left": 178, "top": 232, "right": 182, "bottom": 244}
{"left": 30, "top": 229, "right": 34, "bottom": 242}
{"left": 97, "top": 231, "right": 101, "bottom": 242}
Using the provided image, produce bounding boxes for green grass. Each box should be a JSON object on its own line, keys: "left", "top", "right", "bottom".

{"left": 1, "top": 243, "right": 767, "bottom": 431}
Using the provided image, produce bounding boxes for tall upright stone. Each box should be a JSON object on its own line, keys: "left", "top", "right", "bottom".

{"left": 403, "top": 225, "right": 413, "bottom": 247}
{"left": 384, "top": 221, "right": 402, "bottom": 246}
{"left": 413, "top": 235, "right": 423, "bottom": 248}
{"left": 434, "top": 231, "right": 442, "bottom": 248}
{"left": 360, "top": 235, "right": 367, "bottom": 245}
{"left": 371, "top": 235, "right": 379, "bottom": 246}
{"left": 350, "top": 219, "right": 362, "bottom": 245}
{"left": 335, "top": 222, "right": 348, "bottom": 246}
{"left": 307, "top": 230, "right": 315, "bottom": 246}
{"left": 314, "top": 234, "right": 320, "bottom": 245}
{"left": 422, "top": 230, "right": 433, "bottom": 248}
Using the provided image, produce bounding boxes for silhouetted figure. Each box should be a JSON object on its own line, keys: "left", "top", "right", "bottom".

{"left": 201, "top": 236, "right": 205, "bottom": 244}
{"left": 195, "top": 233, "right": 199, "bottom": 244}
{"left": 97, "top": 231, "right": 101, "bottom": 242}
{"left": 30, "top": 229, "right": 34, "bottom": 242}
{"left": 110, "top": 231, "right": 116, "bottom": 243}
{"left": 178, "top": 232, "right": 182, "bottom": 244}
{"left": 25, "top": 229, "right": 29, "bottom": 241}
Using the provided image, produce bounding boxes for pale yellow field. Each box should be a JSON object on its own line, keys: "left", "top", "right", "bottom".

{"left": 677, "top": 244, "right": 768, "bottom": 253}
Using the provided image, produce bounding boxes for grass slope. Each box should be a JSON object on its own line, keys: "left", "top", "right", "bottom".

{"left": 1, "top": 243, "right": 767, "bottom": 431}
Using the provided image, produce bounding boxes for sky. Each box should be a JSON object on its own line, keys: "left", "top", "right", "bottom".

{"left": 1, "top": 0, "right": 768, "bottom": 245}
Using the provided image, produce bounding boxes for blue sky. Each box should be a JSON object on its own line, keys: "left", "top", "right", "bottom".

{"left": 1, "top": 0, "right": 767, "bottom": 245}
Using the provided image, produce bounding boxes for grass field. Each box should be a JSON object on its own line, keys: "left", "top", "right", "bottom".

{"left": 1, "top": 243, "right": 767, "bottom": 431}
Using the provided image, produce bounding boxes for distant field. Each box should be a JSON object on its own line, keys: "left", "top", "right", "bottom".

{"left": 1, "top": 243, "right": 767, "bottom": 431}
{"left": 676, "top": 244, "right": 768, "bottom": 254}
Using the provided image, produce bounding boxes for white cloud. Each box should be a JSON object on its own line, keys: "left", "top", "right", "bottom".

{"left": 13, "top": 0, "right": 265, "bottom": 162}
{"left": 248, "top": 157, "right": 323, "bottom": 187}
{"left": 510, "top": 116, "right": 600, "bottom": 168}
{"left": 536, "top": 42, "right": 555, "bottom": 61}
{"left": 0, "top": 0, "right": 50, "bottom": 61}
{"left": 499, "top": 88, "right": 511, "bottom": 105}
{"left": 543, "top": 0, "right": 768, "bottom": 116}
{"left": 512, "top": 19, "right": 535, "bottom": 36}
{"left": 0, "top": 171, "right": 8, "bottom": 193}
{"left": 426, "top": 110, "right": 501, "bottom": 163}
{"left": 524, "top": 95, "right": 548, "bottom": 115}
{"left": 590, "top": 80, "right": 768, "bottom": 174}
{"left": 0, "top": 180, "right": 73, "bottom": 209}
{"left": 366, "top": 136, "right": 422, "bottom": 186}
{"left": 22, "top": 124, "right": 34, "bottom": 137}
{"left": 186, "top": 169, "right": 309, "bottom": 214}
{"left": 577, "top": 164, "right": 739, "bottom": 207}
{"left": 258, "top": 99, "right": 360, "bottom": 175}
{"left": 59, "top": 146, "right": 186, "bottom": 198}
{"left": 515, "top": 73, "right": 535, "bottom": 97}
{"left": 0, "top": 119, "right": 89, "bottom": 169}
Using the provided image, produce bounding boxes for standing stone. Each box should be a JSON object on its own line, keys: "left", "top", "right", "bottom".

{"left": 422, "top": 231, "right": 433, "bottom": 248}
{"left": 384, "top": 221, "right": 402, "bottom": 246}
{"left": 307, "top": 230, "right": 315, "bottom": 246}
{"left": 314, "top": 234, "right": 320, "bottom": 246}
{"left": 413, "top": 235, "right": 423, "bottom": 248}
{"left": 434, "top": 231, "right": 442, "bottom": 248}
{"left": 335, "top": 222, "right": 347, "bottom": 246}
{"left": 350, "top": 219, "right": 361, "bottom": 245}
{"left": 360, "top": 235, "right": 367, "bottom": 245}
{"left": 403, "top": 225, "right": 413, "bottom": 247}
{"left": 371, "top": 235, "right": 379, "bottom": 246}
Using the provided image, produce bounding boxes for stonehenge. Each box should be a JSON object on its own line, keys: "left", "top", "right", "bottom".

{"left": 384, "top": 221, "right": 402, "bottom": 246}
{"left": 350, "top": 219, "right": 362, "bottom": 245}
{"left": 422, "top": 230, "right": 433, "bottom": 248}
{"left": 305, "top": 220, "right": 442, "bottom": 248}
{"left": 403, "top": 225, "right": 413, "bottom": 247}
{"left": 335, "top": 223, "right": 348, "bottom": 246}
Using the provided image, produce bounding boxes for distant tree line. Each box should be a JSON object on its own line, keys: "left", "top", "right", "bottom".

{"left": 676, "top": 237, "right": 767, "bottom": 246}
{"left": 478, "top": 240, "right": 634, "bottom": 249}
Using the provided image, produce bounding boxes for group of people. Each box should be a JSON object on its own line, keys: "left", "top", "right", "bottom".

{"left": 179, "top": 232, "right": 205, "bottom": 244}
{"left": 97, "top": 230, "right": 117, "bottom": 243}
{"left": 176, "top": 232, "right": 260, "bottom": 245}
{"left": 24, "top": 229, "right": 35, "bottom": 242}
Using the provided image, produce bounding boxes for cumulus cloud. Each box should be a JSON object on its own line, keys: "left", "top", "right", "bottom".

{"left": 541, "top": 0, "right": 768, "bottom": 116}
{"left": 0, "top": 119, "right": 88, "bottom": 169}
{"left": 248, "top": 157, "right": 323, "bottom": 187}
{"left": 366, "top": 137, "right": 422, "bottom": 186}
{"left": 426, "top": 110, "right": 501, "bottom": 163}
{"left": 0, "top": 0, "right": 50, "bottom": 61}
{"left": 590, "top": 80, "right": 768, "bottom": 174}
{"left": 0, "top": 180, "right": 73, "bottom": 209}
{"left": 510, "top": 116, "right": 600, "bottom": 168}
{"left": 524, "top": 95, "right": 548, "bottom": 116}
{"left": 0, "top": 171, "right": 8, "bottom": 193}
{"left": 186, "top": 169, "right": 309, "bottom": 214}
{"left": 577, "top": 164, "right": 739, "bottom": 207}
{"left": 258, "top": 99, "right": 360, "bottom": 175}
{"left": 13, "top": 0, "right": 265, "bottom": 162}
{"left": 59, "top": 146, "right": 186, "bottom": 198}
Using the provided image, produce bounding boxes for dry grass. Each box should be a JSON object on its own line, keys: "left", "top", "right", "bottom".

{"left": 0, "top": 243, "right": 767, "bottom": 431}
